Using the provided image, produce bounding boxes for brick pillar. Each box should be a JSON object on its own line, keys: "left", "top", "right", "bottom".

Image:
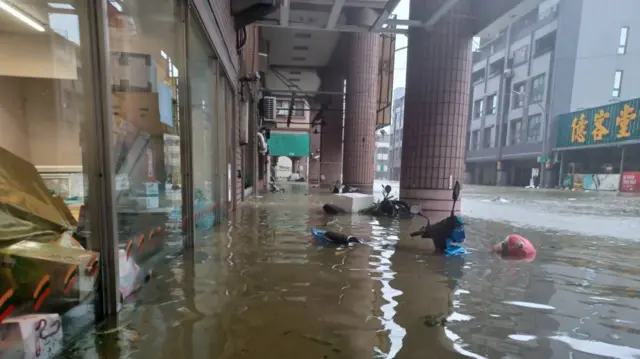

{"left": 343, "top": 32, "right": 380, "bottom": 193}
{"left": 400, "top": 0, "right": 473, "bottom": 220}
{"left": 319, "top": 72, "right": 345, "bottom": 187}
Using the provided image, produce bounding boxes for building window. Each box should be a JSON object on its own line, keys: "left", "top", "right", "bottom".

{"left": 512, "top": 82, "right": 526, "bottom": 108}
{"left": 612, "top": 70, "right": 623, "bottom": 97}
{"left": 512, "top": 45, "right": 529, "bottom": 66}
{"left": 534, "top": 31, "right": 556, "bottom": 57}
{"left": 276, "top": 99, "right": 305, "bottom": 116}
{"left": 510, "top": 119, "right": 522, "bottom": 145}
{"left": 483, "top": 126, "right": 493, "bottom": 148}
{"left": 471, "top": 130, "right": 480, "bottom": 150}
{"left": 618, "top": 26, "right": 629, "bottom": 54}
{"left": 530, "top": 74, "right": 545, "bottom": 104}
{"left": 474, "top": 99, "right": 484, "bottom": 118}
{"left": 486, "top": 94, "right": 497, "bottom": 115}
{"left": 527, "top": 114, "right": 542, "bottom": 142}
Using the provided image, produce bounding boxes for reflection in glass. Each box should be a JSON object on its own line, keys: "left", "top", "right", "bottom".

{"left": 0, "top": 0, "right": 99, "bottom": 354}
{"left": 189, "top": 10, "right": 219, "bottom": 238}
{"left": 106, "top": 0, "right": 185, "bottom": 303}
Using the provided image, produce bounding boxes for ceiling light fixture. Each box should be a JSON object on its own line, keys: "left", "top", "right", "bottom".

{"left": 0, "top": 0, "right": 45, "bottom": 32}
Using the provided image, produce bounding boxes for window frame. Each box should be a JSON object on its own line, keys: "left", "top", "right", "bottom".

{"left": 474, "top": 98, "right": 484, "bottom": 118}
{"left": 512, "top": 82, "right": 526, "bottom": 109}
{"left": 612, "top": 70, "right": 623, "bottom": 98}
{"left": 512, "top": 45, "right": 529, "bottom": 66}
{"left": 530, "top": 74, "right": 545, "bottom": 104}
{"left": 482, "top": 126, "right": 494, "bottom": 148}
{"left": 618, "top": 26, "right": 629, "bottom": 55}
{"left": 510, "top": 118, "right": 523, "bottom": 145}
{"left": 526, "top": 114, "right": 542, "bottom": 142}
{"left": 486, "top": 94, "right": 498, "bottom": 115}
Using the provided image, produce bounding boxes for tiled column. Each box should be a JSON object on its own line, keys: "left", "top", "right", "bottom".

{"left": 343, "top": 32, "right": 380, "bottom": 193}
{"left": 319, "top": 71, "right": 345, "bottom": 187}
{"left": 400, "top": 0, "right": 473, "bottom": 220}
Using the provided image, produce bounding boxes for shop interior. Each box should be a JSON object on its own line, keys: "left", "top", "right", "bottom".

{"left": 0, "top": 0, "right": 231, "bottom": 353}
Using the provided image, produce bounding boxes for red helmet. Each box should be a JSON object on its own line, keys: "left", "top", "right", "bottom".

{"left": 492, "top": 234, "right": 536, "bottom": 261}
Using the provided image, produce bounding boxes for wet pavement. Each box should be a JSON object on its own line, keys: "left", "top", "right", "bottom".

{"left": 64, "top": 182, "right": 640, "bottom": 358}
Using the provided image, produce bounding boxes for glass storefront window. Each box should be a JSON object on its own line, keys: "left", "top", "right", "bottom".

{"left": 106, "top": 0, "right": 185, "bottom": 301}
{"left": 189, "top": 10, "right": 220, "bottom": 239}
{"left": 0, "top": 0, "right": 101, "bottom": 353}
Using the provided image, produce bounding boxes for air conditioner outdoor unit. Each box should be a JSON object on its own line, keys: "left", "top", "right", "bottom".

{"left": 263, "top": 96, "right": 277, "bottom": 121}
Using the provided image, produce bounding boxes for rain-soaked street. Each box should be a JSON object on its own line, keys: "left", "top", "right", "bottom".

{"left": 65, "top": 182, "right": 640, "bottom": 359}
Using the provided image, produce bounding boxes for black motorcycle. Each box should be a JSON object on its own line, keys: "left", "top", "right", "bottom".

{"left": 409, "top": 181, "right": 467, "bottom": 256}
{"left": 359, "top": 185, "right": 411, "bottom": 218}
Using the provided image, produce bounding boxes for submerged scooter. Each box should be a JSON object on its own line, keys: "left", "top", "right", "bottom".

{"left": 409, "top": 181, "right": 467, "bottom": 257}
{"left": 360, "top": 185, "right": 411, "bottom": 218}
{"left": 269, "top": 175, "right": 285, "bottom": 193}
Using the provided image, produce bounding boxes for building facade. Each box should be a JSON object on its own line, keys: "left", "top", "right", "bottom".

{"left": 0, "top": 0, "right": 266, "bottom": 354}
{"left": 374, "top": 132, "right": 390, "bottom": 180}
{"left": 388, "top": 87, "right": 405, "bottom": 181}
{"left": 466, "top": 0, "right": 640, "bottom": 187}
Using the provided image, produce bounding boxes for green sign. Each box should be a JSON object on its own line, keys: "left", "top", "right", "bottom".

{"left": 556, "top": 97, "right": 640, "bottom": 148}
{"left": 267, "top": 132, "right": 310, "bottom": 157}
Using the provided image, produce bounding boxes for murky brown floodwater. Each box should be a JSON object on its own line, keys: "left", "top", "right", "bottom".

{"left": 65, "top": 182, "right": 640, "bottom": 359}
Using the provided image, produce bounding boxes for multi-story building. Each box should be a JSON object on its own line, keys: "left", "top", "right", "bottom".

{"left": 465, "top": 0, "right": 640, "bottom": 187}
{"left": 374, "top": 132, "right": 390, "bottom": 180}
{"left": 388, "top": 87, "right": 405, "bottom": 181}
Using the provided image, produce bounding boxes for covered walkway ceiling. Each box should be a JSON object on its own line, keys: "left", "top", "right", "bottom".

{"left": 260, "top": 0, "right": 546, "bottom": 97}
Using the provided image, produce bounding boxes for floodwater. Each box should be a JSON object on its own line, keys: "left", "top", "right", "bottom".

{"left": 65, "top": 182, "right": 640, "bottom": 359}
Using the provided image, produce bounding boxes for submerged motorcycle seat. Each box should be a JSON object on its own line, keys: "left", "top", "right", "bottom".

{"left": 325, "top": 231, "right": 359, "bottom": 244}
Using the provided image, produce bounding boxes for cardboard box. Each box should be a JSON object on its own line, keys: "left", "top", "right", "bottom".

{"left": 0, "top": 313, "right": 63, "bottom": 359}
{"left": 112, "top": 91, "right": 163, "bottom": 136}
{"left": 110, "top": 51, "right": 158, "bottom": 92}
{"left": 0, "top": 146, "right": 99, "bottom": 313}
{"left": 0, "top": 240, "right": 98, "bottom": 305}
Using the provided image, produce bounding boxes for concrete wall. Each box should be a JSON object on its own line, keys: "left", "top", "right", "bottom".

{"left": 570, "top": 0, "right": 640, "bottom": 111}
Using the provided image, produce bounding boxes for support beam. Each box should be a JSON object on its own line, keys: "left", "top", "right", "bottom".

{"left": 301, "top": 0, "right": 391, "bottom": 7}
{"left": 256, "top": 20, "right": 407, "bottom": 34}
{"left": 424, "top": 0, "right": 460, "bottom": 29}
{"left": 385, "top": 18, "right": 423, "bottom": 27}
{"left": 370, "top": 0, "right": 401, "bottom": 31}
{"left": 326, "top": 0, "right": 345, "bottom": 29}
{"left": 280, "top": 0, "right": 290, "bottom": 27}
{"left": 264, "top": 89, "right": 345, "bottom": 96}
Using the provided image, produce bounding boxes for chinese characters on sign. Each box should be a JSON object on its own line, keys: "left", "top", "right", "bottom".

{"left": 571, "top": 114, "right": 587, "bottom": 143}
{"left": 616, "top": 104, "right": 637, "bottom": 138}
{"left": 591, "top": 109, "right": 609, "bottom": 141}
{"left": 559, "top": 98, "right": 639, "bottom": 148}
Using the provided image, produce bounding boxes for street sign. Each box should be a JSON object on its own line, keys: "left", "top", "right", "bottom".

{"left": 537, "top": 156, "right": 549, "bottom": 164}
